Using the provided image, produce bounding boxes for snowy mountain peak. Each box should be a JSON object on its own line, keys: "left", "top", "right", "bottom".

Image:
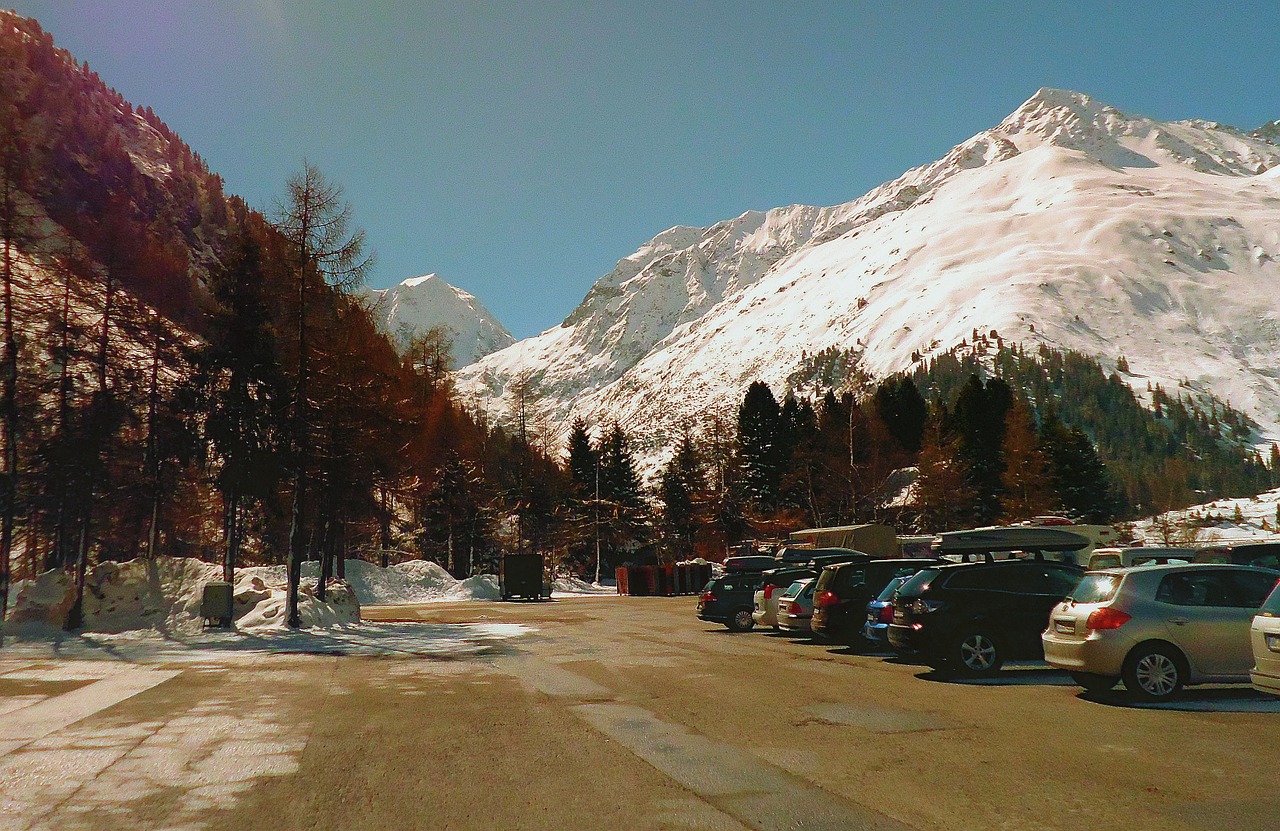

{"left": 989, "top": 88, "right": 1280, "bottom": 175}
{"left": 457, "top": 90, "right": 1280, "bottom": 466}
{"left": 366, "top": 274, "right": 514, "bottom": 368}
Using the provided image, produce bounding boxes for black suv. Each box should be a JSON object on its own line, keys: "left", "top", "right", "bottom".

{"left": 887, "top": 560, "right": 1083, "bottom": 675}
{"left": 697, "top": 573, "right": 766, "bottom": 631}
{"left": 811, "top": 558, "right": 940, "bottom": 646}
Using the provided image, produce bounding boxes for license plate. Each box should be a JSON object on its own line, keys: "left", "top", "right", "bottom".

{"left": 892, "top": 610, "right": 905, "bottom": 624}
{"left": 1267, "top": 634, "right": 1280, "bottom": 653}
{"left": 1054, "top": 620, "right": 1075, "bottom": 634}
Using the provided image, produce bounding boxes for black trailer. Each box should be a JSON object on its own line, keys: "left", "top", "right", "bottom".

{"left": 500, "top": 553, "right": 546, "bottom": 600}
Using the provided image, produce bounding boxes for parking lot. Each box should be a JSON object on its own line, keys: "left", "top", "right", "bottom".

{"left": 2, "top": 595, "right": 1278, "bottom": 831}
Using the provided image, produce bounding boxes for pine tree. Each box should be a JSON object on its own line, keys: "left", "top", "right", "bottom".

{"left": 597, "top": 422, "right": 647, "bottom": 564}
{"left": 999, "top": 398, "right": 1054, "bottom": 522}
{"left": 566, "top": 418, "right": 596, "bottom": 497}
{"left": 911, "top": 411, "right": 978, "bottom": 532}
{"left": 950, "top": 374, "right": 1012, "bottom": 523}
{"left": 272, "top": 162, "right": 373, "bottom": 628}
{"left": 874, "top": 376, "right": 928, "bottom": 454}
{"left": 192, "top": 224, "right": 287, "bottom": 583}
{"left": 737, "top": 381, "right": 782, "bottom": 510}
{"left": 659, "top": 430, "right": 704, "bottom": 562}
{"left": 1039, "top": 414, "right": 1118, "bottom": 523}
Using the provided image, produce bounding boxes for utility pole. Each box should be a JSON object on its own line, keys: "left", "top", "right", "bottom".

{"left": 848, "top": 396, "right": 857, "bottom": 524}
{"left": 594, "top": 454, "right": 601, "bottom": 584}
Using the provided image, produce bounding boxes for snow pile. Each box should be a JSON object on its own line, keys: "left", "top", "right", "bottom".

{"left": 5, "top": 558, "right": 360, "bottom": 635}
{"left": 551, "top": 576, "right": 616, "bottom": 595}
{"left": 457, "top": 88, "right": 1280, "bottom": 471}
{"left": 1138, "top": 487, "right": 1280, "bottom": 545}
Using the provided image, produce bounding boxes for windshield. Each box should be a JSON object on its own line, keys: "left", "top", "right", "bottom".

{"left": 1071, "top": 573, "right": 1121, "bottom": 604}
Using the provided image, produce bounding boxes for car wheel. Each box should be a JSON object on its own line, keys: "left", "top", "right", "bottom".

{"left": 1123, "top": 644, "right": 1185, "bottom": 701}
{"left": 727, "top": 609, "right": 755, "bottom": 632}
{"left": 1069, "top": 671, "right": 1117, "bottom": 692}
{"left": 951, "top": 630, "right": 1003, "bottom": 676}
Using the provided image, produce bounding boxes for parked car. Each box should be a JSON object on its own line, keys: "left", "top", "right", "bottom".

{"left": 1042, "top": 563, "right": 1280, "bottom": 700}
{"left": 807, "top": 551, "right": 874, "bottom": 570}
{"left": 724, "top": 555, "right": 782, "bottom": 572}
{"left": 777, "top": 546, "right": 871, "bottom": 567}
{"left": 697, "top": 573, "right": 766, "bottom": 631}
{"left": 863, "top": 576, "right": 911, "bottom": 650}
{"left": 888, "top": 560, "right": 1083, "bottom": 675}
{"left": 776, "top": 578, "right": 816, "bottom": 634}
{"left": 752, "top": 567, "right": 816, "bottom": 629}
{"left": 1086, "top": 547, "right": 1194, "bottom": 571}
{"left": 811, "top": 558, "right": 940, "bottom": 646}
{"left": 1251, "top": 578, "right": 1280, "bottom": 696}
{"left": 1194, "top": 541, "right": 1280, "bottom": 569}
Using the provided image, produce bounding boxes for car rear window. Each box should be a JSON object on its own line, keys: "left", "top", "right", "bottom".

{"left": 899, "top": 568, "right": 941, "bottom": 596}
{"left": 876, "top": 576, "right": 909, "bottom": 603}
{"left": 1071, "top": 574, "right": 1121, "bottom": 604}
{"left": 715, "top": 576, "right": 758, "bottom": 593}
{"left": 813, "top": 568, "right": 836, "bottom": 593}
{"left": 780, "top": 580, "right": 808, "bottom": 599}
{"left": 834, "top": 566, "right": 867, "bottom": 591}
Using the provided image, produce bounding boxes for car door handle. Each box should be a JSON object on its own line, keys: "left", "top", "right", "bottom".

{"left": 1169, "top": 618, "right": 1189, "bottom": 626}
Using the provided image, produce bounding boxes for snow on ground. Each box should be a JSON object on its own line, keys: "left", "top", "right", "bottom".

{"left": 5, "top": 558, "right": 359, "bottom": 638}
{"left": 1136, "top": 486, "right": 1280, "bottom": 545}
{"left": 0, "top": 620, "right": 533, "bottom": 662}
{"left": 3, "top": 555, "right": 612, "bottom": 646}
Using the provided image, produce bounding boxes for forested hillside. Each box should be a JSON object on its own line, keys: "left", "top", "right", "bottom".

{"left": 0, "top": 13, "right": 573, "bottom": 629}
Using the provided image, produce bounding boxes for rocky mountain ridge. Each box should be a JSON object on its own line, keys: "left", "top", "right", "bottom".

{"left": 455, "top": 89, "right": 1280, "bottom": 462}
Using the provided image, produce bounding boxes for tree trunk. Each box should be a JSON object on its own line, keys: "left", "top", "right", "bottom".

{"left": 66, "top": 502, "right": 91, "bottom": 631}
{"left": 316, "top": 513, "right": 332, "bottom": 602}
{"left": 143, "top": 322, "right": 161, "bottom": 559}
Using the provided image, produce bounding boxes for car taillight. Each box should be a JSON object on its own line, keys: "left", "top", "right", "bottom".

{"left": 816, "top": 591, "right": 838, "bottom": 609}
{"left": 701, "top": 591, "right": 715, "bottom": 603}
{"left": 1086, "top": 607, "right": 1131, "bottom": 630}
{"left": 878, "top": 605, "right": 894, "bottom": 624}
{"left": 763, "top": 584, "right": 775, "bottom": 600}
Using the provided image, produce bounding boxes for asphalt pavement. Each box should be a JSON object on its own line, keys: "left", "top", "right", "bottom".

{"left": 2, "top": 595, "right": 1278, "bottom": 830}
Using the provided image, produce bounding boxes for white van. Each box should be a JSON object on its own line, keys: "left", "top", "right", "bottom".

{"left": 1086, "top": 546, "right": 1194, "bottom": 570}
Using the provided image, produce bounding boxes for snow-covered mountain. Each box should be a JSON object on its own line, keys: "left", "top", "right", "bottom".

{"left": 456, "top": 89, "right": 1280, "bottom": 460}
{"left": 366, "top": 274, "right": 514, "bottom": 367}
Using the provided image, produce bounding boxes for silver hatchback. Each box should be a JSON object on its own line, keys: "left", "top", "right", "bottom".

{"left": 1041, "top": 563, "right": 1280, "bottom": 700}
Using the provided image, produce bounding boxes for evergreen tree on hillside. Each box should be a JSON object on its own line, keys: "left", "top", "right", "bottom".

{"left": 566, "top": 418, "right": 596, "bottom": 497}
{"left": 874, "top": 377, "right": 928, "bottom": 454}
{"left": 597, "top": 422, "right": 648, "bottom": 564}
{"left": 659, "top": 430, "right": 704, "bottom": 562}
{"left": 1039, "top": 413, "right": 1118, "bottom": 523}
{"left": 738, "top": 381, "right": 783, "bottom": 510}
{"left": 192, "top": 224, "right": 287, "bottom": 583}
{"left": 949, "top": 374, "right": 1012, "bottom": 523}
{"left": 911, "top": 409, "right": 978, "bottom": 532}
{"left": 272, "top": 162, "right": 373, "bottom": 628}
{"left": 999, "top": 398, "right": 1054, "bottom": 522}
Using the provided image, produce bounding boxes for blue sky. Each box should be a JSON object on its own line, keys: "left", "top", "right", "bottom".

{"left": 10, "top": 1, "right": 1279, "bottom": 338}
